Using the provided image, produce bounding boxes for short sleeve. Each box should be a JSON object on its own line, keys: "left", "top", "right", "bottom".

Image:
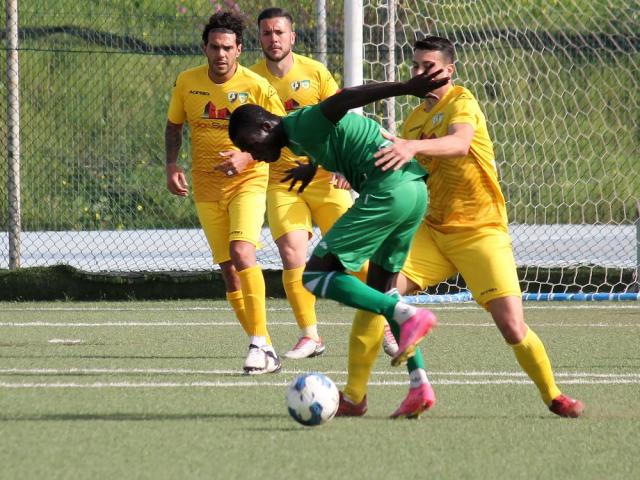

{"left": 167, "top": 74, "right": 186, "bottom": 124}
{"left": 448, "top": 93, "right": 480, "bottom": 129}
{"left": 318, "top": 67, "right": 340, "bottom": 100}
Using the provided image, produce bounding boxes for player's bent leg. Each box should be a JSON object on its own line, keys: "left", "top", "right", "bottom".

{"left": 489, "top": 296, "right": 584, "bottom": 417}
{"left": 302, "top": 266, "right": 436, "bottom": 360}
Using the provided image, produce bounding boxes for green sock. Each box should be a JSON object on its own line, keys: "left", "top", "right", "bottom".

{"left": 303, "top": 271, "right": 397, "bottom": 320}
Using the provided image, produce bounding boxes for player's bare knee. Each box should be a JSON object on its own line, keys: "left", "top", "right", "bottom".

{"left": 229, "top": 240, "right": 256, "bottom": 270}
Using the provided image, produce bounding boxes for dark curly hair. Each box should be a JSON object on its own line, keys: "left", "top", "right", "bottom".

{"left": 202, "top": 11, "right": 245, "bottom": 45}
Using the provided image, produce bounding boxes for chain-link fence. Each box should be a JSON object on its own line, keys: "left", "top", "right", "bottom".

{"left": 2, "top": 0, "right": 639, "bottom": 294}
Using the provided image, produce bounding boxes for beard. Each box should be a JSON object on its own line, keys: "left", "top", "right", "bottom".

{"left": 263, "top": 46, "right": 291, "bottom": 62}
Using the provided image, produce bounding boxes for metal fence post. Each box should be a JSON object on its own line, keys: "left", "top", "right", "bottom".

{"left": 6, "top": 0, "right": 22, "bottom": 269}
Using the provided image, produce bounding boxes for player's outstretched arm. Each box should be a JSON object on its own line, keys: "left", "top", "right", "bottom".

{"left": 319, "top": 64, "right": 448, "bottom": 124}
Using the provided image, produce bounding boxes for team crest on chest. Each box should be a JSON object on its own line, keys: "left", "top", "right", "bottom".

{"left": 227, "top": 92, "right": 249, "bottom": 104}
{"left": 432, "top": 112, "right": 444, "bottom": 126}
{"left": 291, "top": 79, "right": 311, "bottom": 91}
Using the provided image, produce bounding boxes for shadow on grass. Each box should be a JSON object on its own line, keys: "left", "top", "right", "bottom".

{"left": 0, "top": 412, "right": 288, "bottom": 422}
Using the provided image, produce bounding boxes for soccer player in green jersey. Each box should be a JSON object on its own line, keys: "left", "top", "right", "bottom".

{"left": 228, "top": 69, "right": 449, "bottom": 368}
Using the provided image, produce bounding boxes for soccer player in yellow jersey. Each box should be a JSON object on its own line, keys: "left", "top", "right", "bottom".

{"left": 165, "top": 11, "right": 286, "bottom": 375}
{"left": 250, "top": 7, "right": 359, "bottom": 359}
{"left": 339, "top": 36, "right": 584, "bottom": 418}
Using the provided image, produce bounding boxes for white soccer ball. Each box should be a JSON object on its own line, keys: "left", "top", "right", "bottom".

{"left": 285, "top": 372, "right": 340, "bottom": 426}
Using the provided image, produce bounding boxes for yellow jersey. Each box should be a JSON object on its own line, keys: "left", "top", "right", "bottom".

{"left": 250, "top": 53, "right": 339, "bottom": 183}
{"left": 167, "top": 64, "right": 286, "bottom": 202}
{"left": 402, "top": 85, "right": 508, "bottom": 232}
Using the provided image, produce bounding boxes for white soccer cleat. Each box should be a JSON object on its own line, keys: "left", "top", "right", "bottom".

{"left": 284, "top": 336, "right": 326, "bottom": 359}
{"left": 243, "top": 344, "right": 282, "bottom": 375}
{"left": 382, "top": 322, "right": 399, "bottom": 357}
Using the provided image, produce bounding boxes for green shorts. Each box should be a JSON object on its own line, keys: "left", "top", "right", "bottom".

{"left": 312, "top": 179, "right": 428, "bottom": 272}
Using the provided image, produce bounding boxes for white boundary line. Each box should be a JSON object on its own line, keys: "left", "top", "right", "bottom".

{"left": 0, "top": 368, "right": 638, "bottom": 378}
{"left": 0, "top": 321, "right": 638, "bottom": 328}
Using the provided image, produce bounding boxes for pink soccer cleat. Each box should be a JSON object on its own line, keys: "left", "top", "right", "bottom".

{"left": 391, "top": 308, "right": 437, "bottom": 367}
{"left": 390, "top": 383, "right": 436, "bottom": 419}
{"left": 284, "top": 336, "right": 326, "bottom": 359}
{"left": 549, "top": 394, "right": 584, "bottom": 418}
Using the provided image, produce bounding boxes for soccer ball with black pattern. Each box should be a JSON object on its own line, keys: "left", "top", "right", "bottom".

{"left": 285, "top": 373, "right": 339, "bottom": 426}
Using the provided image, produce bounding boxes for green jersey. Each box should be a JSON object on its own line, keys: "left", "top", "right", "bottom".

{"left": 282, "top": 104, "right": 426, "bottom": 193}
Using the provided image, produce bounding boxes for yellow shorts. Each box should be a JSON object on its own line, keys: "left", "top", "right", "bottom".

{"left": 195, "top": 189, "right": 266, "bottom": 265}
{"left": 267, "top": 176, "right": 353, "bottom": 241}
{"left": 401, "top": 224, "right": 521, "bottom": 307}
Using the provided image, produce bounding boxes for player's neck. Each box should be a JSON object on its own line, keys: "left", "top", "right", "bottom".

{"left": 266, "top": 53, "right": 294, "bottom": 78}
{"left": 208, "top": 63, "right": 238, "bottom": 84}
{"left": 424, "top": 83, "right": 452, "bottom": 112}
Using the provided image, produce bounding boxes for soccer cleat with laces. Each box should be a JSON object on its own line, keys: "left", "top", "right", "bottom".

{"left": 382, "top": 322, "right": 399, "bottom": 357}
{"left": 391, "top": 308, "right": 437, "bottom": 367}
{"left": 243, "top": 344, "right": 282, "bottom": 375}
{"left": 284, "top": 336, "right": 326, "bottom": 359}
{"left": 335, "top": 391, "right": 368, "bottom": 417}
{"left": 548, "top": 394, "right": 584, "bottom": 418}
{"left": 390, "top": 383, "right": 436, "bottom": 419}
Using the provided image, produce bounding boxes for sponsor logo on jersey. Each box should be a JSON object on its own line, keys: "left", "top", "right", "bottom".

{"left": 283, "top": 98, "right": 301, "bottom": 111}
{"left": 432, "top": 112, "right": 444, "bottom": 125}
{"left": 189, "top": 90, "right": 210, "bottom": 96}
{"left": 201, "top": 102, "right": 230, "bottom": 119}
{"left": 291, "top": 79, "right": 311, "bottom": 91}
{"left": 227, "top": 92, "right": 249, "bottom": 104}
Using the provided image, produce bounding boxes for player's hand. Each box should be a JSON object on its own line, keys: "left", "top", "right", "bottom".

{"left": 214, "top": 150, "right": 255, "bottom": 177}
{"left": 330, "top": 172, "right": 351, "bottom": 190}
{"left": 403, "top": 64, "right": 449, "bottom": 98}
{"left": 166, "top": 163, "right": 189, "bottom": 196}
{"left": 373, "top": 130, "right": 416, "bottom": 171}
{"left": 281, "top": 161, "right": 318, "bottom": 194}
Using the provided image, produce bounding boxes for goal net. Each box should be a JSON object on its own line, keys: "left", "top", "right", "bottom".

{"left": 1, "top": 0, "right": 638, "bottom": 297}
{"left": 360, "top": 0, "right": 639, "bottom": 297}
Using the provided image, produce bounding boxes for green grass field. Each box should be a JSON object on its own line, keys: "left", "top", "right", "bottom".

{"left": 0, "top": 299, "right": 638, "bottom": 479}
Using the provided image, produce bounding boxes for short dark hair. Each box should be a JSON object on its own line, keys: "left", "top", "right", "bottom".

{"left": 414, "top": 36, "right": 455, "bottom": 64}
{"left": 257, "top": 7, "right": 294, "bottom": 26}
{"left": 202, "top": 11, "right": 245, "bottom": 45}
{"left": 229, "top": 104, "right": 277, "bottom": 144}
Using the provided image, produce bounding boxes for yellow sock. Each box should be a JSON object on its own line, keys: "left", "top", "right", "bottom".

{"left": 226, "top": 290, "right": 251, "bottom": 335}
{"left": 343, "top": 310, "right": 385, "bottom": 404}
{"left": 283, "top": 267, "right": 317, "bottom": 329}
{"left": 511, "top": 328, "right": 562, "bottom": 405}
{"left": 238, "top": 265, "right": 271, "bottom": 344}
